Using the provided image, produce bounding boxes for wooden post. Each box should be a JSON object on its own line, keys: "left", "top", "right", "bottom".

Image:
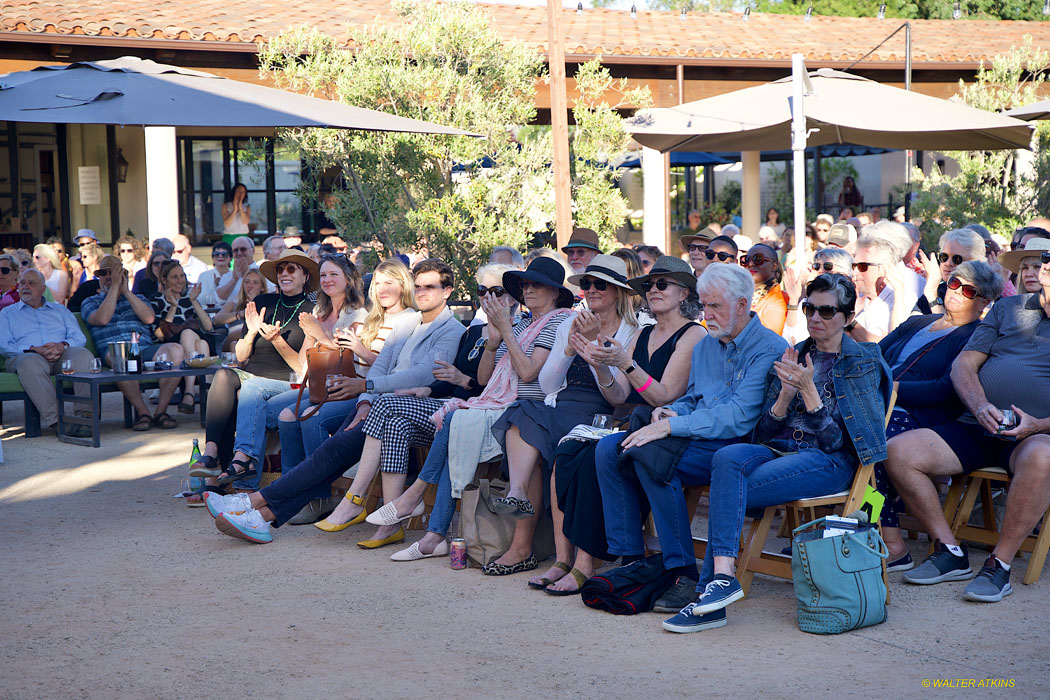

{"left": 547, "top": 0, "right": 573, "bottom": 250}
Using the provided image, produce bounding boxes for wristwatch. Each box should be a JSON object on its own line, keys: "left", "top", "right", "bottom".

{"left": 365, "top": 379, "right": 374, "bottom": 393}
{"left": 624, "top": 360, "right": 638, "bottom": 375}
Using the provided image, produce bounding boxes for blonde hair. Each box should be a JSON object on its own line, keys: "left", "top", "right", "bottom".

{"left": 360, "top": 258, "right": 417, "bottom": 347}
{"left": 615, "top": 287, "right": 640, "bottom": 328}
{"left": 236, "top": 268, "right": 267, "bottom": 310}
{"left": 79, "top": 242, "right": 102, "bottom": 265}
{"left": 33, "top": 243, "right": 60, "bottom": 271}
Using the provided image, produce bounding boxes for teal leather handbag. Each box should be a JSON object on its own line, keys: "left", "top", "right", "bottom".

{"left": 791, "top": 517, "right": 889, "bottom": 634}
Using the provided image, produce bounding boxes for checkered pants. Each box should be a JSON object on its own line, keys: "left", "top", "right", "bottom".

{"left": 362, "top": 394, "right": 444, "bottom": 474}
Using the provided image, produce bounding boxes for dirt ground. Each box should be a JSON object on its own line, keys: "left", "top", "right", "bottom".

{"left": 1, "top": 395, "right": 1047, "bottom": 700}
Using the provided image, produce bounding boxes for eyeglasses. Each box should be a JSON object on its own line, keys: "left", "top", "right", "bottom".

{"left": 741, "top": 253, "right": 773, "bottom": 266}
{"left": 946, "top": 276, "right": 980, "bottom": 299}
{"left": 415, "top": 283, "right": 445, "bottom": 292}
{"left": 233, "top": 247, "right": 252, "bottom": 255}
{"left": 811, "top": 261, "right": 836, "bottom": 272}
{"left": 704, "top": 250, "right": 736, "bottom": 262}
{"left": 937, "top": 252, "right": 964, "bottom": 265}
{"left": 275, "top": 263, "right": 301, "bottom": 274}
{"left": 801, "top": 301, "right": 842, "bottom": 320}
{"left": 852, "top": 261, "right": 882, "bottom": 272}
{"left": 579, "top": 277, "right": 610, "bottom": 291}
{"left": 687, "top": 243, "right": 708, "bottom": 253}
{"left": 119, "top": 247, "right": 135, "bottom": 254}
{"left": 477, "top": 284, "right": 506, "bottom": 298}
{"left": 466, "top": 336, "right": 488, "bottom": 361}
{"left": 641, "top": 278, "right": 686, "bottom": 293}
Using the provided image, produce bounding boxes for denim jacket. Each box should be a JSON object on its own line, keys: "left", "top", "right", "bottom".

{"left": 760, "top": 335, "right": 892, "bottom": 465}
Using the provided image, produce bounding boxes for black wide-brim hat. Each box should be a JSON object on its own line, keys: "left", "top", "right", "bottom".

{"left": 503, "top": 256, "right": 575, "bottom": 309}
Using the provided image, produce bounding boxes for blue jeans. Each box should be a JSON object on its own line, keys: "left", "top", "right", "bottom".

{"left": 278, "top": 396, "right": 358, "bottom": 471}
{"left": 260, "top": 418, "right": 368, "bottom": 527}
{"left": 698, "top": 443, "right": 854, "bottom": 588}
{"left": 416, "top": 419, "right": 456, "bottom": 538}
{"left": 595, "top": 434, "right": 736, "bottom": 571}
{"left": 230, "top": 376, "right": 293, "bottom": 490}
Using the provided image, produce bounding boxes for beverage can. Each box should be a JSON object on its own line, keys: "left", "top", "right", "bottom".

{"left": 450, "top": 538, "right": 467, "bottom": 570}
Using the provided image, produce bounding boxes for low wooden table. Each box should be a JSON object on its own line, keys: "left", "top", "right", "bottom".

{"left": 55, "top": 366, "right": 219, "bottom": 447}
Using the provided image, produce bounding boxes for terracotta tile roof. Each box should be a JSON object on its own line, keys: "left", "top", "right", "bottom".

{"left": 0, "top": 0, "right": 1046, "bottom": 66}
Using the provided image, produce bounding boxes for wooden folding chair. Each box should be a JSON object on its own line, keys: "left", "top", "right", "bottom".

{"left": 942, "top": 467, "right": 1050, "bottom": 585}
{"left": 735, "top": 385, "right": 898, "bottom": 596}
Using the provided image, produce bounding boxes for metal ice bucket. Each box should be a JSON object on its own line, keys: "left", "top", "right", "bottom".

{"left": 110, "top": 341, "right": 131, "bottom": 374}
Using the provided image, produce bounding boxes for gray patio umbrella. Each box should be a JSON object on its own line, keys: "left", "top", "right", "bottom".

{"left": 1004, "top": 99, "right": 1050, "bottom": 122}
{"left": 626, "top": 68, "right": 1033, "bottom": 152}
{"left": 0, "top": 56, "right": 480, "bottom": 136}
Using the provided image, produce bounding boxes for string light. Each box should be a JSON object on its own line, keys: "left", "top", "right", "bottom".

{"left": 630, "top": 3, "right": 637, "bottom": 19}
{"left": 743, "top": 6, "right": 751, "bottom": 21}
{"left": 877, "top": 3, "right": 886, "bottom": 19}
{"left": 952, "top": 1, "right": 962, "bottom": 19}
{"left": 804, "top": 5, "right": 813, "bottom": 20}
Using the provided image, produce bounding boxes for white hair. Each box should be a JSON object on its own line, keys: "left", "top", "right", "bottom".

{"left": 696, "top": 262, "right": 754, "bottom": 303}
{"left": 855, "top": 235, "right": 897, "bottom": 266}
{"left": 476, "top": 262, "right": 518, "bottom": 285}
{"left": 721, "top": 223, "right": 741, "bottom": 238}
{"left": 489, "top": 246, "right": 525, "bottom": 269}
{"left": 938, "top": 228, "right": 985, "bottom": 261}
{"left": 862, "top": 220, "right": 910, "bottom": 263}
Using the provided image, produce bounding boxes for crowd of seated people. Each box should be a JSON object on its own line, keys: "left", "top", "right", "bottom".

{"left": 4, "top": 212, "right": 1049, "bottom": 635}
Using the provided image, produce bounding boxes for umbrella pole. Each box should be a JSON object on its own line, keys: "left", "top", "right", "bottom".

{"left": 790, "top": 54, "right": 808, "bottom": 272}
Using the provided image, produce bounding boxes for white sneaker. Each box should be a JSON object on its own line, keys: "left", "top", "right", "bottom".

{"left": 215, "top": 509, "right": 273, "bottom": 544}
{"left": 204, "top": 491, "right": 252, "bottom": 520}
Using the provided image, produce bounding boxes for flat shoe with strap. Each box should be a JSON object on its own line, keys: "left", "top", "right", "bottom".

{"left": 357, "top": 527, "right": 405, "bottom": 549}
{"left": 365, "top": 500, "right": 426, "bottom": 527}
{"left": 390, "top": 540, "right": 450, "bottom": 561}
{"left": 314, "top": 493, "right": 368, "bottom": 532}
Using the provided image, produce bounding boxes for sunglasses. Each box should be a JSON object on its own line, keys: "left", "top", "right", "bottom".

{"left": 119, "top": 247, "right": 136, "bottom": 254}
{"left": 741, "top": 253, "right": 773, "bottom": 266}
{"left": 687, "top": 243, "right": 709, "bottom": 253}
{"left": 937, "top": 252, "right": 964, "bottom": 265}
{"left": 0, "top": 266, "right": 12, "bottom": 275}
{"left": 95, "top": 268, "right": 112, "bottom": 277}
{"left": 852, "top": 261, "right": 882, "bottom": 272}
{"left": 811, "top": 261, "right": 836, "bottom": 272}
{"left": 466, "top": 336, "right": 487, "bottom": 361}
{"left": 521, "top": 280, "right": 550, "bottom": 291}
{"left": 477, "top": 284, "right": 506, "bottom": 298}
{"left": 579, "top": 277, "right": 610, "bottom": 291}
{"left": 641, "top": 278, "right": 686, "bottom": 293}
{"left": 704, "top": 250, "right": 736, "bottom": 262}
{"left": 20, "top": 260, "right": 30, "bottom": 267}
{"left": 151, "top": 260, "right": 165, "bottom": 267}
{"left": 946, "top": 276, "right": 980, "bottom": 299}
{"left": 212, "top": 250, "right": 231, "bottom": 258}
{"left": 415, "top": 283, "right": 444, "bottom": 292}
{"left": 275, "top": 263, "right": 301, "bottom": 274}
{"left": 801, "top": 301, "right": 842, "bottom": 320}
{"left": 322, "top": 253, "right": 349, "bottom": 263}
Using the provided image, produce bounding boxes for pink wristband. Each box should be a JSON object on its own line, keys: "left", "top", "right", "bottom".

{"left": 637, "top": 376, "right": 654, "bottom": 393}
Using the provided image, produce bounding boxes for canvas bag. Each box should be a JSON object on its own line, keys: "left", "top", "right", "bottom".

{"left": 460, "top": 478, "right": 553, "bottom": 566}
{"left": 791, "top": 516, "right": 889, "bottom": 634}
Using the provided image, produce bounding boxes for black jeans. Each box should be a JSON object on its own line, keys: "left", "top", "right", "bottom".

{"left": 259, "top": 416, "right": 366, "bottom": 527}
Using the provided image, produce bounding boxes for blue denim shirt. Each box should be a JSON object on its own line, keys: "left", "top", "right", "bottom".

{"left": 762, "top": 335, "right": 892, "bottom": 465}
{"left": 667, "top": 312, "right": 788, "bottom": 440}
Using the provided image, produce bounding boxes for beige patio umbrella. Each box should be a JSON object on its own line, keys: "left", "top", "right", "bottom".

{"left": 626, "top": 68, "right": 1033, "bottom": 152}
{"left": 1004, "top": 99, "right": 1050, "bottom": 121}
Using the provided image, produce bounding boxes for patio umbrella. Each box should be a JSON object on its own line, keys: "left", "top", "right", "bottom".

{"left": 0, "top": 56, "right": 480, "bottom": 136}
{"left": 1004, "top": 99, "right": 1050, "bottom": 121}
{"left": 626, "top": 68, "right": 1033, "bottom": 153}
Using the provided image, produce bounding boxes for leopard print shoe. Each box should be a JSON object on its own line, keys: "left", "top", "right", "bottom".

{"left": 481, "top": 555, "right": 539, "bottom": 576}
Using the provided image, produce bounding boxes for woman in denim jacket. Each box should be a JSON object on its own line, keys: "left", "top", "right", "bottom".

{"left": 662, "top": 273, "right": 892, "bottom": 633}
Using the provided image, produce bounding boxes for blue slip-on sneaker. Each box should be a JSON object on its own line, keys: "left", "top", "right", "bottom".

{"left": 886, "top": 551, "right": 915, "bottom": 573}
{"left": 692, "top": 574, "right": 745, "bottom": 615}
{"left": 214, "top": 509, "right": 273, "bottom": 544}
{"left": 903, "top": 542, "right": 972, "bottom": 585}
{"left": 963, "top": 556, "right": 1013, "bottom": 603}
{"left": 662, "top": 603, "right": 728, "bottom": 634}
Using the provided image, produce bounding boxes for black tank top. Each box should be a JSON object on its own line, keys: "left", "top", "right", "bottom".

{"left": 625, "top": 322, "right": 699, "bottom": 405}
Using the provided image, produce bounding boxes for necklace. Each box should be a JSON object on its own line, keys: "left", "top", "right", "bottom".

{"left": 271, "top": 294, "right": 309, "bottom": 332}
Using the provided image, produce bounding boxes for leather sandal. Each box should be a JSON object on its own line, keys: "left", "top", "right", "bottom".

{"left": 544, "top": 567, "right": 590, "bottom": 596}
{"left": 314, "top": 493, "right": 368, "bottom": 532}
{"left": 131, "top": 414, "right": 153, "bottom": 431}
{"left": 153, "top": 413, "right": 177, "bottom": 429}
{"left": 528, "top": 561, "right": 571, "bottom": 590}
{"left": 216, "top": 457, "right": 257, "bottom": 485}
{"left": 189, "top": 454, "right": 222, "bottom": 478}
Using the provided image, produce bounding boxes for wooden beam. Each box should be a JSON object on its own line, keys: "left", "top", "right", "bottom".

{"left": 546, "top": 0, "right": 572, "bottom": 250}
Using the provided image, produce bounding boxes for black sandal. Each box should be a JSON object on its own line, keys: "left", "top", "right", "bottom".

{"left": 217, "top": 457, "right": 258, "bottom": 485}
{"left": 153, "top": 413, "right": 177, "bottom": 429}
{"left": 188, "top": 454, "right": 222, "bottom": 478}
{"left": 131, "top": 414, "right": 153, "bottom": 431}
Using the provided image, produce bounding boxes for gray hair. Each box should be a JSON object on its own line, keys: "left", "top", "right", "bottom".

{"left": 19, "top": 267, "right": 45, "bottom": 285}
{"left": 151, "top": 237, "right": 175, "bottom": 255}
{"left": 696, "top": 262, "right": 754, "bottom": 304}
{"left": 476, "top": 262, "right": 518, "bottom": 286}
{"left": 863, "top": 221, "right": 910, "bottom": 262}
{"left": 489, "top": 246, "right": 525, "bottom": 269}
{"left": 855, "top": 235, "right": 897, "bottom": 266}
{"left": 901, "top": 222, "right": 921, "bottom": 243}
{"left": 233, "top": 236, "right": 255, "bottom": 250}
{"left": 721, "top": 223, "right": 741, "bottom": 238}
{"left": 939, "top": 228, "right": 985, "bottom": 262}
{"left": 952, "top": 260, "right": 1003, "bottom": 300}
{"left": 814, "top": 246, "right": 854, "bottom": 273}
{"left": 262, "top": 235, "right": 284, "bottom": 256}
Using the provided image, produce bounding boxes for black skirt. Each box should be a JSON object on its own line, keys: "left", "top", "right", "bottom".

{"left": 553, "top": 438, "right": 612, "bottom": 561}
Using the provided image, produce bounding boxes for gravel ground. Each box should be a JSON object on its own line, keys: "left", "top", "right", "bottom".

{"left": 1, "top": 395, "right": 1047, "bottom": 699}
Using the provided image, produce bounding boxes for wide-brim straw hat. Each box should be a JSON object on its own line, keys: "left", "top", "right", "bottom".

{"left": 259, "top": 248, "right": 320, "bottom": 293}
{"left": 678, "top": 226, "right": 718, "bottom": 249}
{"left": 503, "top": 256, "right": 575, "bottom": 308}
{"left": 999, "top": 238, "right": 1050, "bottom": 274}
{"left": 627, "top": 255, "right": 697, "bottom": 295}
{"left": 567, "top": 254, "right": 637, "bottom": 294}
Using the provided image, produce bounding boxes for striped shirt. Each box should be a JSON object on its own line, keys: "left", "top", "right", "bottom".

{"left": 494, "top": 313, "right": 567, "bottom": 400}
{"left": 354, "top": 307, "right": 417, "bottom": 374}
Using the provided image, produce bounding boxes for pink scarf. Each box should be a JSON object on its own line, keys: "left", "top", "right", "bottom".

{"left": 431, "top": 308, "right": 571, "bottom": 429}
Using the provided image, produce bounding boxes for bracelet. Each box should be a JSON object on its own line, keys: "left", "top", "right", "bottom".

{"left": 597, "top": 373, "right": 616, "bottom": 388}
{"left": 786, "top": 304, "right": 799, "bottom": 310}
{"left": 637, "top": 376, "right": 654, "bottom": 393}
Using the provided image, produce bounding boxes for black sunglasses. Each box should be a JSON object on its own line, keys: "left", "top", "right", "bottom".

{"left": 95, "top": 268, "right": 111, "bottom": 277}
{"left": 741, "top": 253, "right": 773, "bottom": 266}
{"left": 687, "top": 243, "right": 708, "bottom": 252}
{"left": 937, "top": 252, "right": 965, "bottom": 265}
{"left": 579, "top": 277, "right": 610, "bottom": 292}
{"left": 212, "top": 250, "right": 231, "bottom": 258}
{"left": 946, "top": 276, "right": 980, "bottom": 299}
{"left": 477, "top": 284, "right": 506, "bottom": 298}
{"left": 0, "top": 266, "right": 11, "bottom": 275}
{"left": 704, "top": 249, "right": 736, "bottom": 262}
{"left": 801, "top": 301, "right": 842, "bottom": 320}
{"left": 811, "top": 261, "right": 836, "bottom": 272}
{"left": 1039, "top": 251, "right": 1050, "bottom": 265}
{"left": 641, "top": 278, "right": 686, "bottom": 293}
{"left": 322, "top": 253, "right": 350, "bottom": 264}
{"left": 852, "top": 261, "right": 882, "bottom": 272}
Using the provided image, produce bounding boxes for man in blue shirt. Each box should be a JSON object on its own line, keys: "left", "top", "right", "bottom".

{"left": 595, "top": 263, "right": 787, "bottom": 618}
{"left": 81, "top": 255, "right": 185, "bottom": 431}
{"left": 0, "top": 269, "right": 94, "bottom": 437}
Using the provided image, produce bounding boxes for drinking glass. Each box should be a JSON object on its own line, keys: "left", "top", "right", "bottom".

{"left": 60, "top": 359, "right": 74, "bottom": 375}
{"left": 592, "top": 414, "right": 612, "bottom": 430}
{"left": 221, "top": 352, "right": 236, "bottom": 367}
{"left": 289, "top": 372, "right": 303, "bottom": 389}
{"left": 90, "top": 358, "right": 102, "bottom": 374}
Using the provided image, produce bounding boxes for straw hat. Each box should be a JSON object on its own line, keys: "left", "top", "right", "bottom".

{"left": 259, "top": 248, "right": 320, "bottom": 293}
{"left": 999, "top": 238, "right": 1050, "bottom": 274}
{"left": 679, "top": 226, "right": 718, "bottom": 250}
{"left": 627, "top": 255, "right": 697, "bottom": 295}
{"left": 567, "top": 254, "right": 636, "bottom": 293}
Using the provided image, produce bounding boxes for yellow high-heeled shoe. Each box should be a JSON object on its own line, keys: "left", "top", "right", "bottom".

{"left": 314, "top": 493, "right": 368, "bottom": 532}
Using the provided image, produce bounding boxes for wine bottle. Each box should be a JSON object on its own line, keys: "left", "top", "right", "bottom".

{"left": 128, "top": 332, "right": 141, "bottom": 374}
{"left": 188, "top": 438, "right": 204, "bottom": 491}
